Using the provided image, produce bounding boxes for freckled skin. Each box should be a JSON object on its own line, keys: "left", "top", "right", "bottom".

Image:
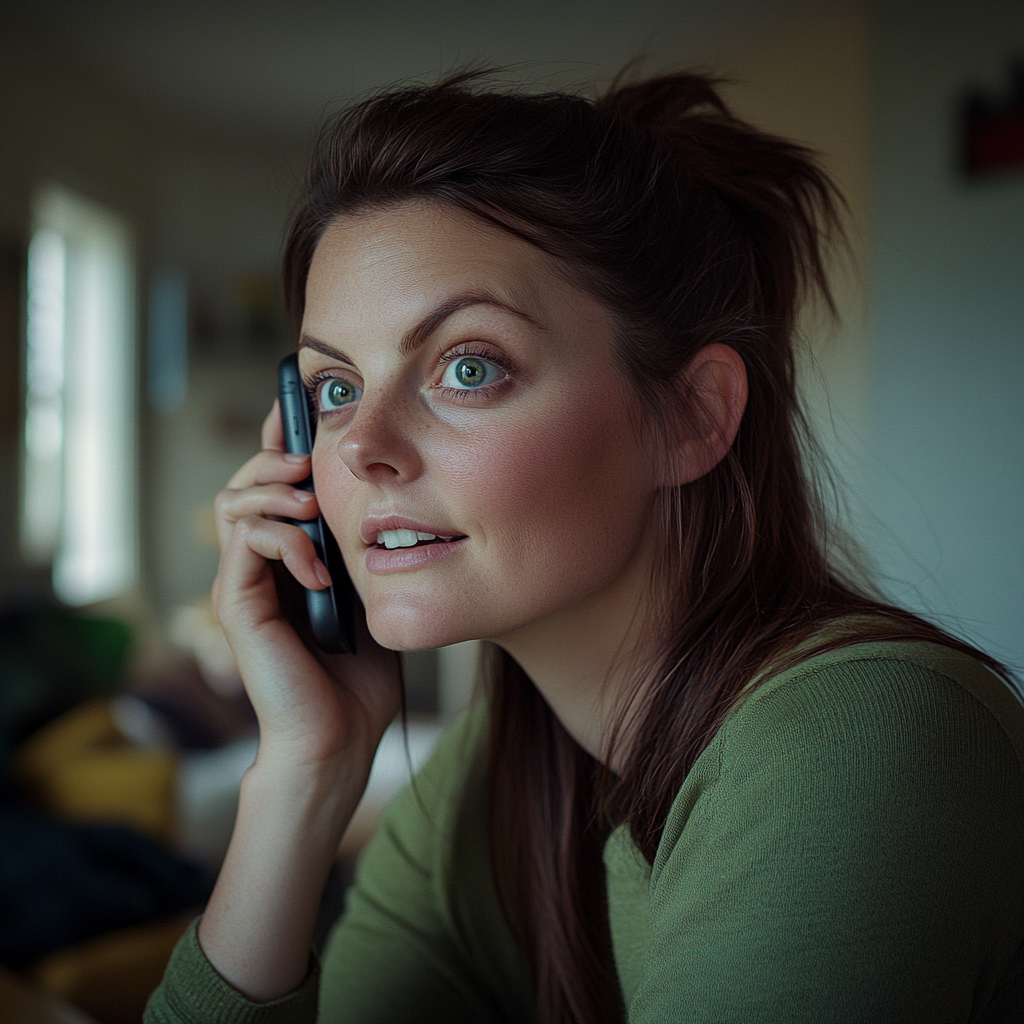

{"left": 300, "top": 203, "right": 663, "bottom": 729}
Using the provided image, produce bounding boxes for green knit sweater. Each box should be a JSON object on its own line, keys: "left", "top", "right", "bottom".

{"left": 145, "top": 641, "right": 1024, "bottom": 1023}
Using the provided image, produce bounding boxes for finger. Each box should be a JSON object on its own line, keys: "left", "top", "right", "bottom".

{"left": 216, "top": 482, "right": 319, "bottom": 527}
{"left": 262, "top": 398, "right": 286, "bottom": 452}
{"left": 227, "top": 448, "right": 310, "bottom": 491}
{"left": 214, "top": 483, "right": 320, "bottom": 550}
{"left": 224, "top": 516, "right": 331, "bottom": 593}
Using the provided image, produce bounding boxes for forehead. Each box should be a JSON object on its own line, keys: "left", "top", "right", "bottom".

{"left": 303, "top": 202, "right": 601, "bottom": 333}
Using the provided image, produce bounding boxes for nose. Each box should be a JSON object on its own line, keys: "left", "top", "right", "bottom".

{"left": 334, "top": 389, "right": 424, "bottom": 484}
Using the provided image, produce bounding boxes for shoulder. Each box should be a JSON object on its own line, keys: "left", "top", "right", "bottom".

{"left": 361, "top": 697, "right": 491, "bottom": 885}
{"left": 722, "top": 638, "right": 1024, "bottom": 774}
{"left": 637, "top": 641, "right": 1024, "bottom": 1021}
{"left": 723, "top": 637, "right": 1022, "bottom": 797}
{"left": 654, "top": 639, "right": 1024, "bottom": 889}
{"left": 383, "top": 698, "right": 491, "bottom": 821}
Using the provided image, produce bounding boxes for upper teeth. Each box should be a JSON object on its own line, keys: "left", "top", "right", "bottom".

{"left": 377, "top": 529, "right": 442, "bottom": 549}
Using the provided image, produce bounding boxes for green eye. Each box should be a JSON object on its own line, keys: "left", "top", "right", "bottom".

{"left": 456, "top": 358, "right": 485, "bottom": 386}
{"left": 319, "top": 377, "right": 361, "bottom": 410}
{"left": 441, "top": 356, "right": 502, "bottom": 390}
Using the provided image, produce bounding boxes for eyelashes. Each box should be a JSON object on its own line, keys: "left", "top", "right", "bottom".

{"left": 302, "top": 370, "right": 334, "bottom": 409}
{"left": 434, "top": 344, "right": 514, "bottom": 400}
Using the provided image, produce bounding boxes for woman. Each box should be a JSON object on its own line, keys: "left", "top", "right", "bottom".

{"left": 147, "top": 71, "right": 1024, "bottom": 1023}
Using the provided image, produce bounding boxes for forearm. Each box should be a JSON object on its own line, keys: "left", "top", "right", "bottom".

{"left": 197, "top": 752, "right": 366, "bottom": 1002}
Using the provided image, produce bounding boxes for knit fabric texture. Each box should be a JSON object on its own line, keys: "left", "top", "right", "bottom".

{"left": 145, "top": 641, "right": 1024, "bottom": 1024}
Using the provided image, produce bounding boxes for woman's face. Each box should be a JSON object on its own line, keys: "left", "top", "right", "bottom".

{"left": 299, "top": 202, "right": 663, "bottom": 652}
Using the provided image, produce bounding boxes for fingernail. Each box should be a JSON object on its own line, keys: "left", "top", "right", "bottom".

{"left": 293, "top": 490, "right": 316, "bottom": 502}
{"left": 313, "top": 559, "right": 332, "bottom": 587}
{"left": 284, "top": 453, "right": 309, "bottom": 463}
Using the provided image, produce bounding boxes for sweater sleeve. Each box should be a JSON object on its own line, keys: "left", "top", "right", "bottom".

{"left": 145, "top": 703, "right": 529, "bottom": 1024}
{"left": 143, "top": 918, "right": 320, "bottom": 1024}
{"left": 630, "top": 655, "right": 1024, "bottom": 1024}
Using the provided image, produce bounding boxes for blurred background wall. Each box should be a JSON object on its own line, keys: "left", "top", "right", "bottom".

{"left": 1, "top": 0, "right": 1021, "bottom": 667}
{"left": 868, "top": 0, "right": 1022, "bottom": 667}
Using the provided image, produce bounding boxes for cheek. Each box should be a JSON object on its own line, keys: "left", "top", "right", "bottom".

{"left": 308, "top": 383, "right": 654, "bottom": 607}
{"left": 438, "top": 392, "right": 647, "bottom": 562}
{"left": 311, "top": 447, "right": 361, "bottom": 559}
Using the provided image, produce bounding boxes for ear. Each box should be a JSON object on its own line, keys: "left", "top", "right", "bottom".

{"left": 669, "top": 343, "right": 748, "bottom": 486}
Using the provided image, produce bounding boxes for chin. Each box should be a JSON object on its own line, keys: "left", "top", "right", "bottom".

{"left": 364, "top": 594, "right": 476, "bottom": 652}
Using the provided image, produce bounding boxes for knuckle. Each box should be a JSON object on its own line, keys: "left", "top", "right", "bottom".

{"left": 279, "top": 524, "right": 305, "bottom": 555}
{"left": 213, "top": 488, "right": 233, "bottom": 519}
{"left": 284, "top": 528, "right": 315, "bottom": 565}
{"left": 257, "top": 451, "right": 286, "bottom": 481}
{"left": 211, "top": 574, "right": 224, "bottom": 609}
{"left": 234, "top": 514, "right": 261, "bottom": 543}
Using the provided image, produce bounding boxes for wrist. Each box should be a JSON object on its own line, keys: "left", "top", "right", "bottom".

{"left": 239, "top": 748, "right": 370, "bottom": 847}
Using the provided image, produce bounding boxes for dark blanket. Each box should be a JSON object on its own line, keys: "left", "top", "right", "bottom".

{"left": 0, "top": 801, "right": 210, "bottom": 967}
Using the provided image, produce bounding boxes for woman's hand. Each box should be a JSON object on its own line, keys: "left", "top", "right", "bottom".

{"left": 211, "top": 399, "right": 401, "bottom": 772}
{"left": 199, "top": 400, "right": 402, "bottom": 1002}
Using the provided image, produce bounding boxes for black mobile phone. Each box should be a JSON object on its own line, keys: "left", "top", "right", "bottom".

{"left": 277, "top": 353, "right": 357, "bottom": 654}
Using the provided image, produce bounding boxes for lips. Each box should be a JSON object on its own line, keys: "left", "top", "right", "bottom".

{"left": 364, "top": 534, "right": 468, "bottom": 574}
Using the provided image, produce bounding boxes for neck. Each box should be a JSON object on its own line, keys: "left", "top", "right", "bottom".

{"left": 491, "top": 544, "right": 660, "bottom": 770}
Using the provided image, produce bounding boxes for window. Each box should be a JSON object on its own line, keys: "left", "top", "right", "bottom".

{"left": 22, "top": 185, "right": 138, "bottom": 605}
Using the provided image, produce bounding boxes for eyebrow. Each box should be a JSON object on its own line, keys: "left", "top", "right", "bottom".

{"left": 298, "top": 294, "right": 545, "bottom": 365}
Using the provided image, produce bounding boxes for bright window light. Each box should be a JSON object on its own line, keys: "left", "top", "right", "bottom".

{"left": 22, "top": 185, "right": 138, "bottom": 606}
{"left": 22, "top": 228, "right": 66, "bottom": 560}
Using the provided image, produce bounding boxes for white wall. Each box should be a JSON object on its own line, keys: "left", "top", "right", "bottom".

{"left": 867, "top": 0, "right": 1023, "bottom": 667}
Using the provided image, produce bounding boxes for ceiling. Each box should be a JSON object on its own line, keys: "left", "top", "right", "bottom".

{"left": 4, "top": 0, "right": 851, "bottom": 145}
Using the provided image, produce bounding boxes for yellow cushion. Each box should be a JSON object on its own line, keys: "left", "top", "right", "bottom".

{"left": 16, "top": 699, "right": 177, "bottom": 841}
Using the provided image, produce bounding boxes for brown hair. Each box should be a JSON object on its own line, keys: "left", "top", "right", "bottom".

{"left": 282, "top": 70, "right": 1013, "bottom": 1024}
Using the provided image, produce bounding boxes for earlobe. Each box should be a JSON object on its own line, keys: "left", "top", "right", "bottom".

{"left": 669, "top": 344, "right": 748, "bottom": 486}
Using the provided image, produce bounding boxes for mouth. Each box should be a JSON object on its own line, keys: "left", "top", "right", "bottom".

{"left": 364, "top": 531, "right": 469, "bottom": 575}
{"left": 373, "top": 528, "right": 467, "bottom": 550}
